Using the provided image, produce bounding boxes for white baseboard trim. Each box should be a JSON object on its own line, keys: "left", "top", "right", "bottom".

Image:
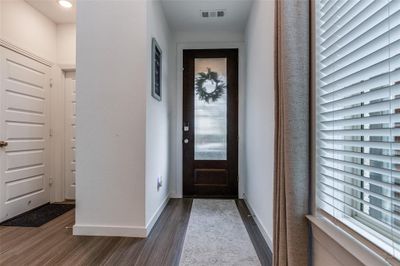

{"left": 73, "top": 194, "right": 172, "bottom": 238}
{"left": 145, "top": 194, "right": 171, "bottom": 236}
{"left": 243, "top": 196, "right": 273, "bottom": 251}
{"left": 169, "top": 192, "right": 181, "bottom": 198}
{"left": 73, "top": 224, "right": 147, "bottom": 238}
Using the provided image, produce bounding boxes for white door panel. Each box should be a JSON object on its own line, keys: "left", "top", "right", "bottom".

{"left": 4, "top": 166, "right": 45, "bottom": 183}
{"left": 6, "top": 92, "right": 45, "bottom": 113}
{"left": 65, "top": 72, "right": 76, "bottom": 199}
{"left": 6, "top": 80, "right": 45, "bottom": 99}
{"left": 0, "top": 47, "right": 50, "bottom": 222}
{"left": 5, "top": 112, "right": 45, "bottom": 124}
{"left": 6, "top": 150, "right": 44, "bottom": 170}
{"left": 6, "top": 124, "right": 45, "bottom": 139}
{"left": 7, "top": 60, "right": 46, "bottom": 88}
{"left": 5, "top": 140, "right": 45, "bottom": 152}
{"left": 6, "top": 175, "right": 44, "bottom": 201}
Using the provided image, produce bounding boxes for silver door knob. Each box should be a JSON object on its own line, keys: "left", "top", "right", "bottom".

{"left": 183, "top": 139, "right": 189, "bottom": 144}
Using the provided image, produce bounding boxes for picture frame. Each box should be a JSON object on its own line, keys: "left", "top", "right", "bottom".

{"left": 152, "top": 38, "right": 162, "bottom": 101}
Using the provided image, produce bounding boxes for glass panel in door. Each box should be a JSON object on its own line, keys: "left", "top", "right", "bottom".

{"left": 194, "top": 58, "right": 227, "bottom": 160}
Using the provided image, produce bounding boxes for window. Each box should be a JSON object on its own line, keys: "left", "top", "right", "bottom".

{"left": 194, "top": 58, "right": 228, "bottom": 160}
{"left": 316, "top": 0, "right": 400, "bottom": 260}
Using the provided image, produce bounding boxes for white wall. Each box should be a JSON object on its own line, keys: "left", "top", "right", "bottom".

{"left": 175, "top": 31, "right": 244, "bottom": 43}
{"left": 145, "top": 0, "right": 173, "bottom": 230}
{"left": 244, "top": 0, "right": 275, "bottom": 248}
{"left": 56, "top": 23, "right": 76, "bottom": 67}
{"left": 0, "top": 0, "right": 2, "bottom": 38}
{"left": 0, "top": 0, "right": 57, "bottom": 62}
{"left": 74, "top": 0, "right": 148, "bottom": 237}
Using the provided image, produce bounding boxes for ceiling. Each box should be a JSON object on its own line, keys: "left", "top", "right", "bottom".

{"left": 161, "top": 0, "right": 254, "bottom": 32}
{"left": 25, "top": 0, "right": 76, "bottom": 24}
{"left": 24, "top": 0, "right": 253, "bottom": 30}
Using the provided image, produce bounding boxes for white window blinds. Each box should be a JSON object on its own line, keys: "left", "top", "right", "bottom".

{"left": 316, "top": 0, "right": 400, "bottom": 260}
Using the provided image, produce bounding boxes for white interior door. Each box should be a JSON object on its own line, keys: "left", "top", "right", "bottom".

{"left": 0, "top": 47, "right": 50, "bottom": 222}
{"left": 64, "top": 72, "right": 76, "bottom": 199}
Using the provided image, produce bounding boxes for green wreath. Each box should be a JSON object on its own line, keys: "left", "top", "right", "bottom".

{"left": 195, "top": 68, "right": 226, "bottom": 103}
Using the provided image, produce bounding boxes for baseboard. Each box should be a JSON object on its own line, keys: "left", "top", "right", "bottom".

{"left": 73, "top": 194, "right": 171, "bottom": 238}
{"left": 145, "top": 194, "right": 171, "bottom": 236}
{"left": 73, "top": 224, "right": 147, "bottom": 238}
{"left": 169, "top": 192, "right": 182, "bottom": 198}
{"left": 243, "top": 196, "right": 273, "bottom": 251}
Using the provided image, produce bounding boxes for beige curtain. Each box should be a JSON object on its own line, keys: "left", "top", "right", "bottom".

{"left": 273, "top": 0, "right": 311, "bottom": 266}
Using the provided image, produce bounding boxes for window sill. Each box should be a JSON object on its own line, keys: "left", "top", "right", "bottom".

{"left": 307, "top": 215, "right": 393, "bottom": 266}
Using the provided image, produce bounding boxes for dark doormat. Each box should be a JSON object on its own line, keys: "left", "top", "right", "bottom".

{"left": 0, "top": 203, "right": 75, "bottom": 227}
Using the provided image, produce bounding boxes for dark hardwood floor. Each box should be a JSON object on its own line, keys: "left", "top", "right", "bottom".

{"left": 236, "top": 200, "right": 273, "bottom": 266}
{"left": 0, "top": 199, "right": 272, "bottom": 266}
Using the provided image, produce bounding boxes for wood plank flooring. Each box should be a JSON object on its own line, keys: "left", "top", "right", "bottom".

{"left": 0, "top": 199, "right": 272, "bottom": 266}
{"left": 236, "top": 200, "right": 273, "bottom": 266}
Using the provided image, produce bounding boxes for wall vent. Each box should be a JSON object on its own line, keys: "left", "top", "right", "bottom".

{"left": 201, "top": 10, "right": 225, "bottom": 18}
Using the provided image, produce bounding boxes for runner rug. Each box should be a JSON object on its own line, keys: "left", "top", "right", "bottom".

{"left": 179, "top": 199, "right": 261, "bottom": 266}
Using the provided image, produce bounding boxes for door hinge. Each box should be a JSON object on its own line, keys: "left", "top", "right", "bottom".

{"left": 49, "top": 78, "right": 53, "bottom": 88}
{"left": 49, "top": 128, "right": 53, "bottom": 137}
{"left": 49, "top": 177, "right": 53, "bottom": 186}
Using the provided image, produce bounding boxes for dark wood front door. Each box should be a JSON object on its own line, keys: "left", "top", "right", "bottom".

{"left": 183, "top": 49, "right": 238, "bottom": 198}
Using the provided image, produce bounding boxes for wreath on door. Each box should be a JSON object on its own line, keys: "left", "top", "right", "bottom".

{"left": 195, "top": 68, "right": 226, "bottom": 103}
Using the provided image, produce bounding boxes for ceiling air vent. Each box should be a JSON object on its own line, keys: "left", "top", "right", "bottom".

{"left": 201, "top": 10, "right": 225, "bottom": 18}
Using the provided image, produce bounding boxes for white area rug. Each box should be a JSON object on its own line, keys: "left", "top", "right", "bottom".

{"left": 179, "top": 199, "right": 261, "bottom": 266}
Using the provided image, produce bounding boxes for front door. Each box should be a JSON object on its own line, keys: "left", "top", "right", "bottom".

{"left": 183, "top": 49, "right": 238, "bottom": 198}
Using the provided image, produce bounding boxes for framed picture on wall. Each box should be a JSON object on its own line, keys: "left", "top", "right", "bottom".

{"left": 152, "top": 38, "right": 162, "bottom": 101}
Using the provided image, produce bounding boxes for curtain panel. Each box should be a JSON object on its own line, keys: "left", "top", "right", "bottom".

{"left": 273, "top": 0, "right": 311, "bottom": 265}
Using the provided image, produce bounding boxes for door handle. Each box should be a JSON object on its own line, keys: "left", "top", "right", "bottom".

{"left": 183, "top": 138, "right": 189, "bottom": 144}
{"left": 0, "top": 141, "right": 8, "bottom": 148}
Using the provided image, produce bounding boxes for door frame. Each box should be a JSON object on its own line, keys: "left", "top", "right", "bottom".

{"left": 63, "top": 71, "right": 76, "bottom": 199}
{"left": 174, "top": 42, "right": 246, "bottom": 199}
{"left": 49, "top": 65, "right": 76, "bottom": 203}
{"left": 182, "top": 49, "right": 239, "bottom": 197}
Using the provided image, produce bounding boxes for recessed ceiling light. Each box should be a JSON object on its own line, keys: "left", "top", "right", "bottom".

{"left": 58, "top": 0, "right": 72, "bottom": 9}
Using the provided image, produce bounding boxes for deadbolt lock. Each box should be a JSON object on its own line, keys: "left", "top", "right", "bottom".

{"left": 0, "top": 141, "right": 8, "bottom": 148}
